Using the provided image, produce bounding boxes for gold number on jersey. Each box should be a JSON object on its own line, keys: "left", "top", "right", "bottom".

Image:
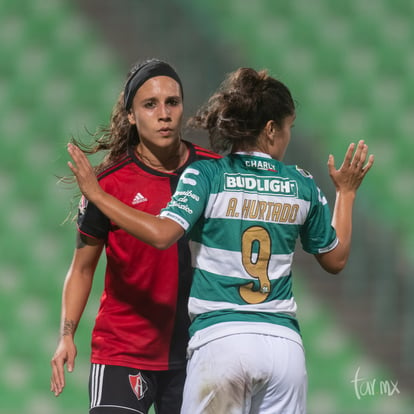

{"left": 239, "top": 226, "right": 271, "bottom": 304}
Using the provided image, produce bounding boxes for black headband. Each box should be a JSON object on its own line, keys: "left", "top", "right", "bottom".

{"left": 123, "top": 61, "right": 183, "bottom": 111}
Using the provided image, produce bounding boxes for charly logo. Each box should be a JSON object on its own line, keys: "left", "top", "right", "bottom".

{"left": 351, "top": 366, "right": 400, "bottom": 400}
{"left": 180, "top": 167, "right": 199, "bottom": 186}
{"left": 129, "top": 373, "right": 148, "bottom": 400}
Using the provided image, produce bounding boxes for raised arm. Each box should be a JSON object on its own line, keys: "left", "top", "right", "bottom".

{"left": 67, "top": 143, "right": 184, "bottom": 249}
{"left": 316, "top": 140, "right": 374, "bottom": 273}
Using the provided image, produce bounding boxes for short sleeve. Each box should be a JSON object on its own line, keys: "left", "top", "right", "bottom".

{"left": 300, "top": 185, "right": 337, "bottom": 254}
{"left": 159, "top": 163, "right": 210, "bottom": 232}
{"left": 77, "top": 195, "right": 110, "bottom": 240}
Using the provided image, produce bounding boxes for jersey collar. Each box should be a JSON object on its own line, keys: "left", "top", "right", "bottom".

{"left": 233, "top": 151, "right": 272, "bottom": 159}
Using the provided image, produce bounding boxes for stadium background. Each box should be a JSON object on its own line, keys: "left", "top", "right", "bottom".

{"left": 0, "top": 0, "right": 413, "bottom": 413}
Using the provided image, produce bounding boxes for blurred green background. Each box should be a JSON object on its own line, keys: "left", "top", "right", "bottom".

{"left": 0, "top": 0, "right": 413, "bottom": 413}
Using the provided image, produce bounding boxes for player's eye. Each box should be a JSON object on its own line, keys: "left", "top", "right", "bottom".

{"left": 167, "top": 97, "right": 181, "bottom": 106}
{"left": 144, "top": 101, "right": 156, "bottom": 108}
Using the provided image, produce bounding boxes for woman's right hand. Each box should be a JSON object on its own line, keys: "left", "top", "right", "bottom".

{"left": 50, "top": 336, "right": 77, "bottom": 397}
{"left": 67, "top": 143, "right": 103, "bottom": 203}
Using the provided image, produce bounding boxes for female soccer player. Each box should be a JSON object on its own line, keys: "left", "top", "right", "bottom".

{"left": 66, "top": 67, "right": 374, "bottom": 413}
{"left": 50, "top": 59, "right": 220, "bottom": 414}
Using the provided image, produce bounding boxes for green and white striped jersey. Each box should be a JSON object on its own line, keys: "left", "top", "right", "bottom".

{"left": 160, "top": 151, "right": 337, "bottom": 344}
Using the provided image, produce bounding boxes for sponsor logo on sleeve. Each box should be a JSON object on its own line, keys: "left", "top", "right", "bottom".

{"left": 180, "top": 168, "right": 199, "bottom": 186}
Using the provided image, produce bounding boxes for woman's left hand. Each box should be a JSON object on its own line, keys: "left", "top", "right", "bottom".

{"left": 328, "top": 140, "right": 374, "bottom": 193}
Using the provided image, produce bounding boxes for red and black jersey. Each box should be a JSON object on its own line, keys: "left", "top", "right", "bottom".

{"left": 77, "top": 141, "right": 220, "bottom": 370}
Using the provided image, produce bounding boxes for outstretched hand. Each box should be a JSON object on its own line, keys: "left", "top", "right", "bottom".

{"left": 328, "top": 140, "right": 374, "bottom": 193}
{"left": 67, "top": 143, "right": 102, "bottom": 202}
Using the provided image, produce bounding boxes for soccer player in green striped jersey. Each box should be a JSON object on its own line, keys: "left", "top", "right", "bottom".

{"left": 68, "top": 67, "right": 374, "bottom": 414}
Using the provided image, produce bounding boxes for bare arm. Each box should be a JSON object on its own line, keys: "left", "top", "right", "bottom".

{"left": 50, "top": 234, "right": 103, "bottom": 396}
{"left": 316, "top": 140, "right": 374, "bottom": 274}
{"left": 67, "top": 143, "right": 184, "bottom": 249}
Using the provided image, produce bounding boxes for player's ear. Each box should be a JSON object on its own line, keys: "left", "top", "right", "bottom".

{"left": 269, "top": 120, "right": 280, "bottom": 133}
{"left": 127, "top": 112, "right": 136, "bottom": 125}
{"left": 265, "top": 120, "right": 278, "bottom": 142}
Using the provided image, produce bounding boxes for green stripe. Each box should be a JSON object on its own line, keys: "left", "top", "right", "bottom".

{"left": 190, "top": 217, "right": 300, "bottom": 253}
{"left": 189, "top": 310, "right": 301, "bottom": 337}
{"left": 191, "top": 270, "right": 294, "bottom": 304}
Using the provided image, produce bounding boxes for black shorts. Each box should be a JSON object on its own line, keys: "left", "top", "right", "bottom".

{"left": 89, "top": 364, "right": 186, "bottom": 414}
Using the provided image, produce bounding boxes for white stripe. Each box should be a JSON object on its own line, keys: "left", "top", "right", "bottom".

{"left": 204, "top": 191, "right": 310, "bottom": 224}
{"left": 91, "top": 364, "right": 97, "bottom": 408}
{"left": 188, "top": 296, "right": 297, "bottom": 319}
{"left": 188, "top": 321, "right": 303, "bottom": 353}
{"left": 91, "top": 405, "right": 144, "bottom": 413}
{"left": 90, "top": 364, "right": 105, "bottom": 408}
{"left": 318, "top": 237, "right": 338, "bottom": 253}
{"left": 189, "top": 241, "right": 293, "bottom": 280}
{"left": 92, "top": 364, "right": 98, "bottom": 408}
{"left": 97, "top": 364, "right": 104, "bottom": 407}
{"left": 159, "top": 210, "right": 190, "bottom": 230}
{"left": 233, "top": 151, "right": 272, "bottom": 158}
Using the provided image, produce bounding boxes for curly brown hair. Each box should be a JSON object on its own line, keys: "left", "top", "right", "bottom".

{"left": 187, "top": 68, "right": 295, "bottom": 153}
{"left": 71, "top": 90, "right": 137, "bottom": 174}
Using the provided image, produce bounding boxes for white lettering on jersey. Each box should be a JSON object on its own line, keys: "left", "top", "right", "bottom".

{"left": 181, "top": 168, "right": 199, "bottom": 186}
{"left": 225, "top": 174, "right": 298, "bottom": 197}
{"left": 175, "top": 190, "right": 200, "bottom": 202}
{"left": 244, "top": 159, "right": 277, "bottom": 171}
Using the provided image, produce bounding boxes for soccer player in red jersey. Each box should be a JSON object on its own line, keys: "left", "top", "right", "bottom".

{"left": 50, "top": 59, "right": 220, "bottom": 413}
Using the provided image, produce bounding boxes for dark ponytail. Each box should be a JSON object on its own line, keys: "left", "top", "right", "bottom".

{"left": 188, "top": 68, "right": 295, "bottom": 152}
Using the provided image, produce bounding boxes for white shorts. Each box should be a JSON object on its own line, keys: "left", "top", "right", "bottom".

{"left": 181, "top": 333, "right": 307, "bottom": 414}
